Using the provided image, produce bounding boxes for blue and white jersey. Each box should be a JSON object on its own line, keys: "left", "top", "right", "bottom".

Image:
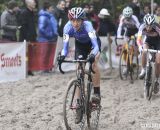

{"left": 61, "top": 20, "right": 99, "bottom": 56}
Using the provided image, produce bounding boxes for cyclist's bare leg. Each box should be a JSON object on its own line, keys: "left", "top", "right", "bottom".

{"left": 123, "top": 37, "right": 129, "bottom": 73}
{"left": 153, "top": 53, "right": 160, "bottom": 93}
{"left": 141, "top": 44, "right": 149, "bottom": 68}
{"left": 92, "top": 52, "right": 100, "bottom": 89}
{"left": 139, "top": 44, "right": 149, "bottom": 79}
{"left": 92, "top": 52, "right": 101, "bottom": 104}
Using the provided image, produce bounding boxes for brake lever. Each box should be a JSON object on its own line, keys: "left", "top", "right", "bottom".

{"left": 89, "top": 62, "right": 95, "bottom": 74}
{"left": 58, "top": 61, "right": 65, "bottom": 74}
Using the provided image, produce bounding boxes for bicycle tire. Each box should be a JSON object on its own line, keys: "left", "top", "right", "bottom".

{"left": 119, "top": 49, "right": 128, "bottom": 80}
{"left": 86, "top": 83, "right": 101, "bottom": 130}
{"left": 148, "top": 63, "right": 156, "bottom": 100}
{"left": 129, "top": 50, "right": 139, "bottom": 82}
{"left": 144, "top": 65, "right": 152, "bottom": 100}
{"left": 63, "top": 79, "right": 86, "bottom": 130}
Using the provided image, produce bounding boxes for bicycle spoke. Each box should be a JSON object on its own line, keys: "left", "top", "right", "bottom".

{"left": 87, "top": 104, "right": 101, "bottom": 130}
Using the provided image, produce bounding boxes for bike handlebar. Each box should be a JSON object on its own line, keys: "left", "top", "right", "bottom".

{"left": 115, "top": 35, "right": 136, "bottom": 46}
{"left": 58, "top": 59, "right": 95, "bottom": 74}
{"left": 143, "top": 49, "right": 160, "bottom": 53}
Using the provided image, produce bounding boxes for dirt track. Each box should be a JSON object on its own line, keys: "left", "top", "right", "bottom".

{"left": 0, "top": 69, "right": 160, "bottom": 130}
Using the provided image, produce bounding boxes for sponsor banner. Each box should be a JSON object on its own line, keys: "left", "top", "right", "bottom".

{"left": 55, "top": 36, "right": 124, "bottom": 72}
{"left": 28, "top": 42, "right": 57, "bottom": 71}
{"left": 0, "top": 42, "right": 27, "bottom": 83}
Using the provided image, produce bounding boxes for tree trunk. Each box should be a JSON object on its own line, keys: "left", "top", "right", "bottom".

{"left": 109, "top": 0, "right": 116, "bottom": 22}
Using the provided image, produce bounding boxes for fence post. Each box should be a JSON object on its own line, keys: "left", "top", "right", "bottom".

{"left": 107, "top": 34, "right": 113, "bottom": 73}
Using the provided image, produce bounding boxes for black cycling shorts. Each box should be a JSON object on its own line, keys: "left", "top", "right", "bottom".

{"left": 75, "top": 37, "right": 101, "bottom": 60}
{"left": 125, "top": 28, "right": 138, "bottom": 38}
{"left": 145, "top": 36, "right": 160, "bottom": 50}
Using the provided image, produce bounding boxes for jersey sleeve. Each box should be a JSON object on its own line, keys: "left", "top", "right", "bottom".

{"left": 84, "top": 21, "right": 99, "bottom": 56}
{"left": 117, "top": 16, "right": 124, "bottom": 37}
{"left": 137, "top": 23, "right": 145, "bottom": 46}
{"left": 154, "top": 22, "right": 160, "bottom": 36}
{"left": 61, "top": 22, "right": 71, "bottom": 56}
{"left": 132, "top": 15, "right": 140, "bottom": 29}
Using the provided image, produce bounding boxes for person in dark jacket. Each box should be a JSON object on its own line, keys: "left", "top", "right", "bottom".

{"left": 19, "top": 0, "right": 37, "bottom": 42}
{"left": 128, "top": 0, "right": 141, "bottom": 21}
{"left": 53, "top": 0, "right": 68, "bottom": 37}
{"left": 1, "top": 0, "right": 19, "bottom": 41}
{"left": 139, "top": 3, "right": 150, "bottom": 23}
{"left": 98, "top": 8, "right": 115, "bottom": 39}
{"left": 19, "top": 0, "right": 37, "bottom": 76}
{"left": 37, "top": 1, "right": 58, "bottom": 42}
{"left": 89, "top": 4, "right": 100, "bottom": 32}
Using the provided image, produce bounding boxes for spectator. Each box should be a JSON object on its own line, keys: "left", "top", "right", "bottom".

{"left": 82, "top": 3, "right": 90, "bottom": 20}
{"left": 53, "top": 0, "right": 68, "bottom": 37}
{"left": 155, "top": 6, "right": 160, "bottom": 24}
{"left": 65, "top": 0, "right": 72, "bottom": 11}
{"left": 98, "top": 8, "right": 115, "bottom": 43}
{"left": 140, "top": 3, "right": 150, "bottom": 23}
{"left": 89, "top": 4, "right": 100, "bottom": 32}
{"left": 153, "top": 2, "right": 158, "bottom": 13}
{"left": 19, "top": 0, "right": 37, "bottom": 42}
{"left": 128, "top": 0, "right": 141, "bottom": 20}
{"left": 19, "top": 0, "right": 37, "bottom": 76}
{"left": 37, "top": 1, "right": 58, "bottom": 42}
{"left": 1, "top": 0, "right": 19, "bottom": 41}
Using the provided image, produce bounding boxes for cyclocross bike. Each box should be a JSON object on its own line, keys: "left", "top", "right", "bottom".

{"left": 116, "top": 35, "right": 139, "bottom": 83}
{"left": 143, "top": 49, "right": 160, "bottom": 100}
{"left": 58, "top": 55, "right": 101, "bottom": 130}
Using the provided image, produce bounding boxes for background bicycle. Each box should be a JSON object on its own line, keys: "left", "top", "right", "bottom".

{"left": 116, "top": 35, "right": 139, "bottom": 83}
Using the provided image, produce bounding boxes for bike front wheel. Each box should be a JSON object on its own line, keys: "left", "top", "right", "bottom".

{"left": 63, "top": 79, "right": 86, "bottom": 130}
{"left": 86, "top": 83, "right": 101, "bottom": 130}
{"left": 148, "top": 63, "right": 155, "bottom": 100}
{"left": 144, "top": 63, "right": 155, "bottom": 100}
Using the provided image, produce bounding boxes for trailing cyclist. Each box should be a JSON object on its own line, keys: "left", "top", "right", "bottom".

{"left": 57, "top": 7, "right": 101, "bottom": 123}
{"left": 117, "top": 6, "right": 140, "bottom": 75}
{"left": 137, "top": 14, "right": 160, "bottom": 93}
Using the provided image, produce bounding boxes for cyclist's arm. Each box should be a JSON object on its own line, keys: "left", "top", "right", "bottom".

{"left": 154, "top": 23, "right": 160, "bottom": 36}
{"left": 137, "top": 23, "right": 145, "bottom": 46}
{"left": 85, "top": 21, "right": 99, "bottom": 55}
{"left": 132, "top": 15, "right": 140, "bottom": 29}
{"left": 117, "top": 16, "right": 124, "bottom": 37}
{"left": 61, "top": 22, "right": 71, "bottom": 56}
{"left": 61, "top": 34, "right": 69, "bottom": 56}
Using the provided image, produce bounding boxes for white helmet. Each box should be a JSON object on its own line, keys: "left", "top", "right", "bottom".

{"left": 122, "top": 6, "right": 133, "bottom": 18}
{"left": 99, "top": 8, "right": 110, "bottom": 16}
{"left": 143, "top": 14, "right": 155, "bottom": 25}
{"left": 68, "top": 7, "right": 85, "bottom": 20}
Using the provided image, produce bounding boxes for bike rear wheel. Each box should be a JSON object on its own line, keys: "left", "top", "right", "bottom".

{"left": 129, "top": 49, "right": 139, "bottom": 82}
{"left": 86, "top": 83, "right": 101, "bottom": 130}
{"left": 63, "top": 79, "right": 86, "bottom": 130}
